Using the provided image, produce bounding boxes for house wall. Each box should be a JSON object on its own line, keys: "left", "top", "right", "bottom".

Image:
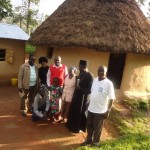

{"left": 0, "top": 39, "right": 25, "bottom": 85}
{"left": 121, "top": 53, "right": 150, "bottom": 95}
{"left": 36, "top": 47, "right": 150, "bottom": 99}
{"left": 36, "top": 46, "right": 109, "bottom": 76}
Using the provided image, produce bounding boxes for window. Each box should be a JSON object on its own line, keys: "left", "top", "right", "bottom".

{"left": 0, "top": 49, "right": 6, "bottom": 61}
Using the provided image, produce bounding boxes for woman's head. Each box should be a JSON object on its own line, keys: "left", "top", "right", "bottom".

{"left": 68, "top": 66, "right": 77, "bottom": 76}
{"left": 38, "top": 57, "right": 48, "bottom": 67}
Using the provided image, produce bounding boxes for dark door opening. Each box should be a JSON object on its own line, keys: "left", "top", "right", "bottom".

{"left": 107, "top": 53, "right": 126, "bottom": 89}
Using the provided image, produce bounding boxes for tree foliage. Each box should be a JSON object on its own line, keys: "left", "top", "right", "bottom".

{"left": 0, "top": 0, "right": 13, "bottom": 21}
{"left": 25, "top": 43, "right": 36, "bottom": 54}
{"left": 13, "top": 0, "right": 40, "bottom": 34}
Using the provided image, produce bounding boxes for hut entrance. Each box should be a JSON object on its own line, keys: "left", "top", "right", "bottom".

{"left": 107, "top": 53, "right": 126, "bottom": 89}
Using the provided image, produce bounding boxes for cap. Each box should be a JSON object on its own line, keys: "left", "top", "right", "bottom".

{"left": 79, "top": 60, "right": 88, "bottom": 66}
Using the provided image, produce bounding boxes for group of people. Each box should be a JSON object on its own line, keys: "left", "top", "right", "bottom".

{"left": 18, "top": 54, "right": 115, "bottom": 146}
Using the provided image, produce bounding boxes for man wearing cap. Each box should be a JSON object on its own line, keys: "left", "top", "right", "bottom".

{"left": 81, "top": 65, "right": 115, "bottom": 146}
{"left": 66, "top": 60, "right": 93, "bottom": 133}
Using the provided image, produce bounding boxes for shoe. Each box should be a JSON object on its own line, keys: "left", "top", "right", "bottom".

{"left": 50, "top": 117, "right": 57, "bottom": 123}
{"left": 80, "top": 140, "right": 91, "bottom": 146}
{"left": 28, "top": 109, "right": 32, "bottom": 114}
{"left": 91, "top": 142, "right": 100, "bottom": 147}
{"left": 61, "top": 118, "right": 67, "bottom": 123}
{"left": 31, "top": 115, "right": 37, "bottom": 122}
{"left": 21, "top": 112, "right": 27, "bottom": 117}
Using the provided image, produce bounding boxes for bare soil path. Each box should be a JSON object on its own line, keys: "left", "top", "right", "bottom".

{"left": 0, "top": 85, "right": 118, "bottom": 150}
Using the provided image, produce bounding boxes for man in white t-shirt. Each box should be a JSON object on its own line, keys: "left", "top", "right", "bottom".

{"left": 81, "top": 65, "right": 115, "bottom": 146}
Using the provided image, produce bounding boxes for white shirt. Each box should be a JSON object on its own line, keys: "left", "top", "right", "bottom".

{"left": 29, "top": 65, "right": 36, "bottom": 86}
{"left": 88, "top": 77, "right": 115, "bottom": 114}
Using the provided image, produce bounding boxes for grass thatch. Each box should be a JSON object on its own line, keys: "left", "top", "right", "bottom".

{"left": 29, "top": 0, "right": 150, "bottom": 54}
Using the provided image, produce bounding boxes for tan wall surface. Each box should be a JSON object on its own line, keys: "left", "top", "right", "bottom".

{"left": 36, "top": 47, "right": 150, "bottom": 99}
{"left": 0, "top": 39, "right": 25, "bottom": 85}
{"left": 121, "top": 53, "right": 150, "bottom": 93}
{"left": 36, "top": 46, "right": 109, "bottom": 77}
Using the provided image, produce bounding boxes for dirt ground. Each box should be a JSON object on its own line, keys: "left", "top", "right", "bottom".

{"left": 0, "top": 85, "right": 118, "bottom": 150}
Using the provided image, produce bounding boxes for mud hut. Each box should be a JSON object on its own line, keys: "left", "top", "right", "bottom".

{"left": 29, "top": 0, "right": 150, "bottom": 99}
{"left": 0, "top": 23, "right": 29, "bottom": 85}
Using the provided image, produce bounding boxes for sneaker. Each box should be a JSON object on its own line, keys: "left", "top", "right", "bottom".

{"left": 21, "top": 112, "right": 27, "bottom": 117}
{"left": 80, "top": 140, "right": 92, "bottom": 146}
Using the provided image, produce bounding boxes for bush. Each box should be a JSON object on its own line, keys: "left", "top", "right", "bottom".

{"left": 123, "top": 99, "right": 149, "bottom": 112}
{"left": 138, "top": 101, "right": 149, "bottom": 111}
{"left": 25, "top": 43, "right": 36, "bottom": 54}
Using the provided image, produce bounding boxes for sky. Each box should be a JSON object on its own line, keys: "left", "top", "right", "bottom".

{"left": 11, "top": 0, "right": 149, "bottom": 17}
{"left": 11, "top": 0, "right": 66, "bottom": 15}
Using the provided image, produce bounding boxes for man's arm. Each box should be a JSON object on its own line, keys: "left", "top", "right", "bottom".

{"left": 108, "top": 99, "right": 113, "bottom": 111}
{"left": 45, "top": 96, "right": 50, "bottom": 112}
{"left": 46, "top": 68, "right": 51, "bottom": 86}
{"left": 33, "top": 95, "right": 43, "bottom": 118}
{"left": 103, "top": 99, "right": 114, "bottom": 119}
{"left": 64, "top": 65, "right": 68, "bottom": 76}
{"left": 18, "top": 65, "right": 24, "bottom": 92}
{"left": 103, "top": 81, "right": 115, "bottom": 119}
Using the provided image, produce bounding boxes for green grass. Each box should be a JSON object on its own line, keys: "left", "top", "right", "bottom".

{"left": 123, "top": 99, "right": 149, "bottom": 111}
{"left": 118, "top": 111, "right": 149, "bottom": 135}
{"left": 77, "top": 134, "right": 150, "bottom": 150}
{"left": 109, "top": 100, "right": 150, "bottom": 135}
{"left": 76, "top": 99, "right": 150, "bottom": 150}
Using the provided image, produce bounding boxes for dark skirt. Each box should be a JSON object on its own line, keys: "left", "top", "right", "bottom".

{"left": 66, "top": 90, "right": 88, "bottom": 133}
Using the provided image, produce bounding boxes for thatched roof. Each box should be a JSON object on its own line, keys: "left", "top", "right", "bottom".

{"left": 29, "top": 0, "right": 150, "bottom": 54}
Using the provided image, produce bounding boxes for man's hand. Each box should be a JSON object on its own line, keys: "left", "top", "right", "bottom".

{"left": 19, "top": 88, "right": 23, "bottom": 93}
{"left": 42, "top": 111, "right": 48, "bottom": 121}
{"left": 75, "top": 85, "right": 80, "bottom": 90}
{"left": 103, "top": 110, "right": 110, "bottom": 119}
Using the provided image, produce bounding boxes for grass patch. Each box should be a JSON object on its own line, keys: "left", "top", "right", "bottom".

{"left": 76, "top": 99, "right": 150, "bottom": 150}
{"left": 123, "top": 99, "right": 149, "bottom": 111}
{"left": 109, "top": 100, "right": 150, "bottom": 135}
{"left": 77, "top": 133, "right": 150, "bottom": 150}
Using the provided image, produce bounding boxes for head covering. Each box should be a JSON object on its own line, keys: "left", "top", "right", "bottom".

{"left": 69, "top": 66, "right": 77, "bottom": 72}
{"left": 79, "top": 60, "right": 88, "bottom": 67}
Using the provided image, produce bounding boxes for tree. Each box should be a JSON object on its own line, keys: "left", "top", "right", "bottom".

{"left": 0, "top": 0, "right": 13, "bottom": 21}
{"left": 25, "top": 43, "right": 36, "bottom": 54}
{"left": 13, "top": 0, "right": 40, "bottom": 34}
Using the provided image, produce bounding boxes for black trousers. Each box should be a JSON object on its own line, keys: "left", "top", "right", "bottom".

{"left": 21, "top": 85, "right": 37, "bottom": 112}
{"left": 86, "top": 111, "right": 104, "bottom": 143}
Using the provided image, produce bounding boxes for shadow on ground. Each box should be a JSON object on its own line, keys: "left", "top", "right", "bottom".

{"left": 0, "top": 85, "right": 86, "bottom": 150}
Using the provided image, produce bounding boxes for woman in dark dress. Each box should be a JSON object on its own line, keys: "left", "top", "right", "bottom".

{"left": 66, "top": 60, "right": 93, "bottom": 133}
{"left": 38, "top": 57, "right": 49, "bottom": 85}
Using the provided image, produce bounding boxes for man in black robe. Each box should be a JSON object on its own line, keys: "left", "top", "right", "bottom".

{"left": 66, "top": 60, "right": 93, "bottom": 133}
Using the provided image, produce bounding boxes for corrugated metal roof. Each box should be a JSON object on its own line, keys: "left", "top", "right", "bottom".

{"left": 0, "top": 23, "right": 29, "bottom": 41}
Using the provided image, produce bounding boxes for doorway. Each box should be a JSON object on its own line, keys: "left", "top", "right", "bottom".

{"left": 107, "top": 53, "right": 126, "bottom": 89}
